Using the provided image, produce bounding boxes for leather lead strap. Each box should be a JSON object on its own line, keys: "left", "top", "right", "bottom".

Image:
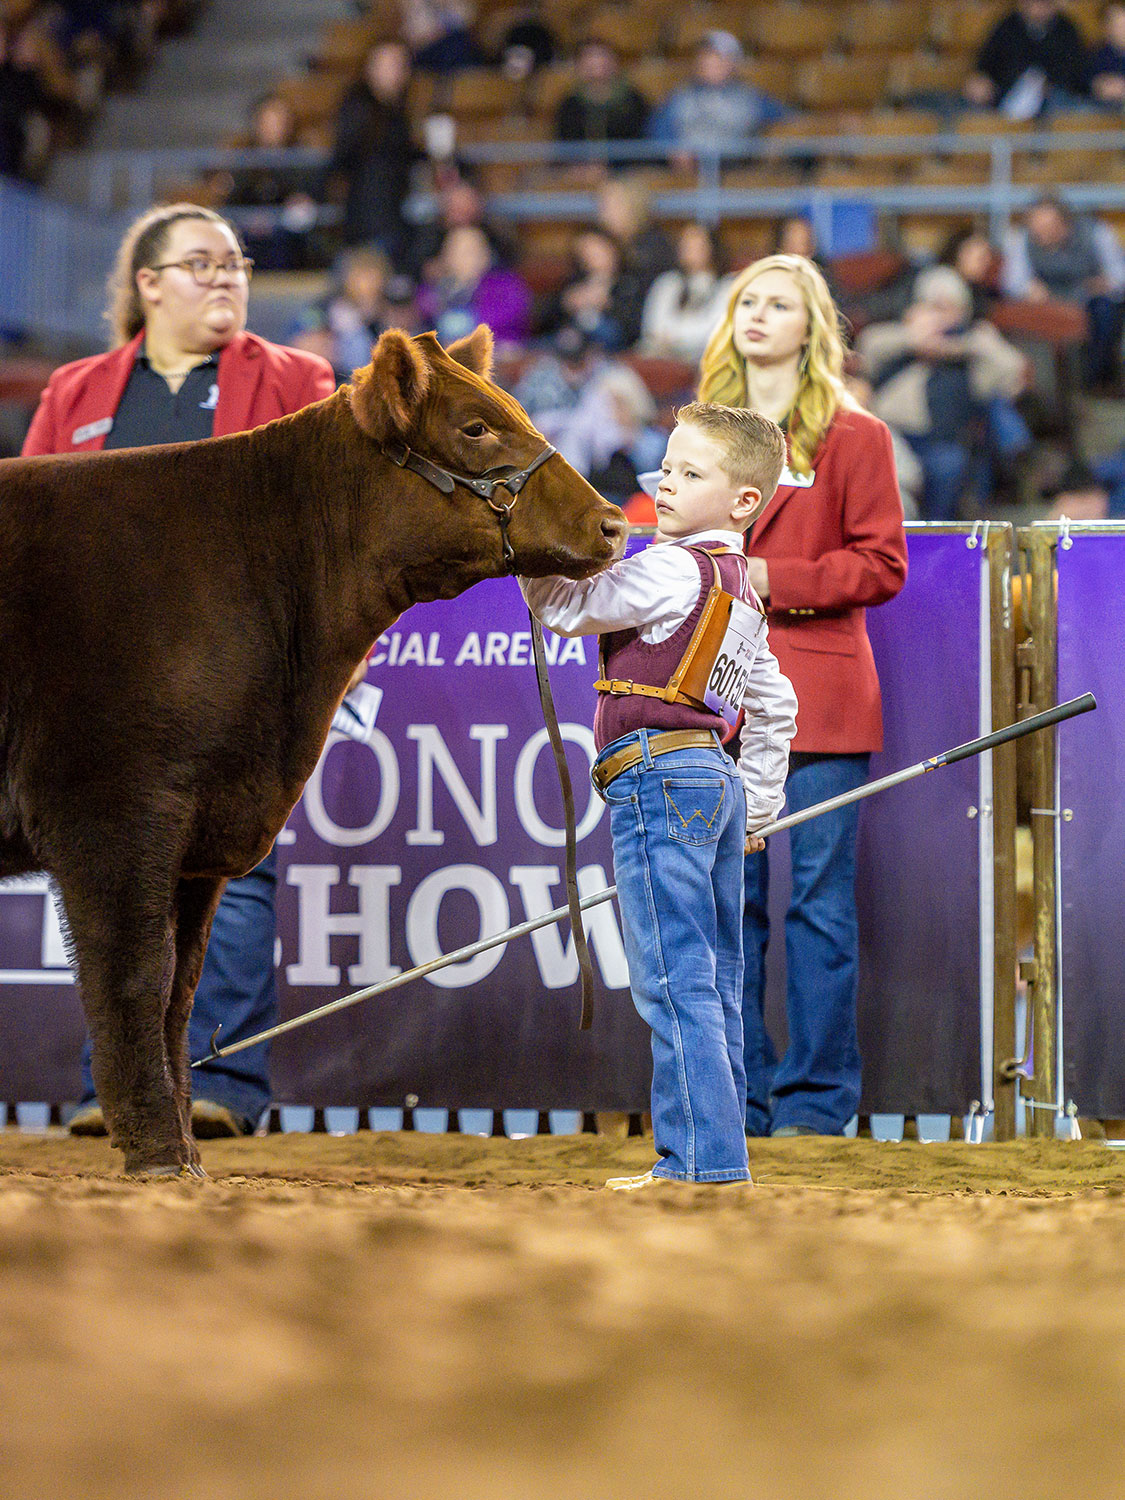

{"left": 530, "top": 612, "right": 594, "bottom": 1030}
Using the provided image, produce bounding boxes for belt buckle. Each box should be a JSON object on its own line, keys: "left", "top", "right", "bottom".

{"left": 606, "top": 679, "right": 633, "bottom": 696}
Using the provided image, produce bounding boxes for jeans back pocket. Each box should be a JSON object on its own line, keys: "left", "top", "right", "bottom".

{"left": 663, "top": 776, "right": 727, "bottom": 845}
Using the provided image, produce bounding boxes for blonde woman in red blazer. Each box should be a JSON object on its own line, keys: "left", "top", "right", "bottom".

{"left": 22, "top": 202, "right": 336, "bottom": 1139}
{"left": 698, "top": 252, "right": 908, "bottom": 1137}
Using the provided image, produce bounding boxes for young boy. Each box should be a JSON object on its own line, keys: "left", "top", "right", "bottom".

{"left": 521, "top": 402, "right": 798, "bottom": 1188}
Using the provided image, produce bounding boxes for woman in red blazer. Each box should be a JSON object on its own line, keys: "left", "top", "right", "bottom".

{"left": 22, "top": 202, "right": 336, "bottom": 1140}
{"left": 698, "top": 253, "right": 908, "bottom": 1137}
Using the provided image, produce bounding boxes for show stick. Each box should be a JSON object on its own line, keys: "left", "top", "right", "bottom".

{"left": 193, "top": 692, "right": 1095, "bottom": 1067}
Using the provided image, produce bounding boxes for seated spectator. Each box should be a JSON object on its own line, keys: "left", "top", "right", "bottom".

{"left": 535, "top": 361, "right": 666, "bottom": 504}
{"left": 1089, "top": 1, "right": 1125, "bottom": 107}
{"left": 416, "top": 224, "right": 531, "bottom": 349}
{"left": 937, "top": 224, "right": 1003, "bottom": 320}
{"left": 400, "top": 0, "right": 482, "bottom": 72}
{"left": 639, "top": 223, "right": 733, "bottom": 362}
{"left": 207, "top": 94, "right": 322, "bottom": 271}
{"left": 963, "top": 0, "right": 1090, "bottom": 118}
{"left": 511, "top": 324, "right": 605, "bottom": 416}
{"left": 535, "top": 227, "right": 646, "bottom": 351}
{"left": 555, "top": 39, "right": 649, "bottom": 147}
{"left": 408, "top": 170, "right": 515, "bottom": 280}
{"left": 647, "top": 31, "right": 788, "bottom": 169}
{"left": 494, "top": 2, "right": 557, "bottom": 73}
{"left": 0, "top": 20, "right": 63, "bottom": 180}
{"left": 1042, "top": 460, "right": 1114, "bottom": 519}
{"left": 1001, "top": 195, "right": 1125, "bottom": 388}
{"left": 774, "top": 216, "right": 843, "bottom": 303}
{"left": 325, "top": 40, "right": 418, "bottom": 266}
{"left": 859, "top": 267, "right": 1029, "bottom": 520}
{"left": 846, "top": 374, "right": 923, "bottom": 519}
{"left": 289, "top": 247, "right": 418, "bottom": 381}
{"left": 596, "top": 176, "right": 674, "bottom": 292}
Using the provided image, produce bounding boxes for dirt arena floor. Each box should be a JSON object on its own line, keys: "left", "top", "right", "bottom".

{"left": 1, "top": 1129, "right": 1124, "bottom": 1500}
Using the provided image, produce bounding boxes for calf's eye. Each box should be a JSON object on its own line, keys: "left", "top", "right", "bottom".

{"left": 462, "top": 421, "right": 488, "bottom": 438}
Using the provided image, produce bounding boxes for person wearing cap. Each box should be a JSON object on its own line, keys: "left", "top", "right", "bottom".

{"left": 858, "top": 265, "right": 1028, "bottom": 520}
{"left": 22, "top": 201, "right": 336, "bottom": 1139}
{"left": 647, "top": 31, "right": 788, "bottom": 169}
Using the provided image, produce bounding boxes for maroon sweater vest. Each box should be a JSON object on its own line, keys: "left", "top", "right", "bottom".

{"left": 595, "top": 545, "right": 752, "bottom": 752}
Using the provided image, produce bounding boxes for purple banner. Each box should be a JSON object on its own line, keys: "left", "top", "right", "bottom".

{"left": 1057, "top": 533, "right": 1125, "bottom": 1116}
{"left": 761, "top": 528, "right": 986, "bottom": 1115}
{"left": 0, "top": 530, "right": 990, "bottom": 1113}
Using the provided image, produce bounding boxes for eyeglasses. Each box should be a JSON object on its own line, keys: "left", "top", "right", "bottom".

{"left": 149, "top": 254, "right": 255, "bottom": 285}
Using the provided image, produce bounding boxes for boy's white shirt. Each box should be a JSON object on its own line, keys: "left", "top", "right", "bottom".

{"left": 519, "top": 528, "right": 798, "bottom": 830}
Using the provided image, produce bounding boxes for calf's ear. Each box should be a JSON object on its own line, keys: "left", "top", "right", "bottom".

{"left": 447, "top": 324, "right": 494, "bottom": 382}
{"left": 349, "top": 329, "right": 431, "bottom": 444}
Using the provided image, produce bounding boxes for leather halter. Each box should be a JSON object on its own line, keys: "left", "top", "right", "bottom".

{"left": 382, "top": 431, "right": 595, "bottom": 1028}
{"left": 384, "top": 439, "right": 558, "bottom": 573}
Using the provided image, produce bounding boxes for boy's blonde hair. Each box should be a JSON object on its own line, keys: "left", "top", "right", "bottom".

{"left": 674, "top": 401, "right": 787, "bottom": 506}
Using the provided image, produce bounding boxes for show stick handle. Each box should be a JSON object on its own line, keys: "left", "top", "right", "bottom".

{"left": 933, "top": 692, "right": 1097, "bottom": 768}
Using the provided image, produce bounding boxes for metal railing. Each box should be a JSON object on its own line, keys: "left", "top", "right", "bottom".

{"left": 9, "top": 125, "right": 1125, "bottom": 343}
{"left": 73, "top": 126, "right": 1125, "bottom": 249}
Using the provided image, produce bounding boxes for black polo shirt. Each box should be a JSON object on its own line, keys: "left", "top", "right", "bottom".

{"left": 103, "top": 346, "right": 221, "bottom": 449}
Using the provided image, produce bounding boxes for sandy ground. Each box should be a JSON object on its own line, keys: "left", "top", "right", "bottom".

{"left": 1, "top": 1130, "right": 1124, "bottom": 1500}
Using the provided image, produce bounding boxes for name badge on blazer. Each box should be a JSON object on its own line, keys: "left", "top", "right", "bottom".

{"left": 71, "top": 417, "right": 113, "bottom": 445}
{"left": 778, "top": 463, "right": 815, "bottom": 488}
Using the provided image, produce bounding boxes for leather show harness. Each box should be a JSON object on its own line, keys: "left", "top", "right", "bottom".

{"left": 384, "top": 437, "right": 596, "bottom": 1030}
{"left": 384, "top": 439, "right": 558, "bottom": 573}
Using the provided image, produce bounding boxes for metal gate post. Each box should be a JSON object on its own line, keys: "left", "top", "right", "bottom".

{"left": 1017, "top": 527, "right": 1059, "bottom": 1137}
{"left": 988, "top": 527, "right": 1019, "bottom": 1140}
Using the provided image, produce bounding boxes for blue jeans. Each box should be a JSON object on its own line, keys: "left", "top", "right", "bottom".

{"left": 742, "top": 753, "right": 870, "bottom": 1136}
{"left": 80, "top": 849, "right": 277, "bottom": 1126}
{"left": 596, "top": 729, "right": 750, "bottom": 1182}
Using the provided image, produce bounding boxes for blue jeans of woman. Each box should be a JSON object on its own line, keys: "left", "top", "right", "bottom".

{"left": 742, "top": 752, "right": 870, "bottom": 1136}
{"left": 596, "top": 729, "right": 750, "bottom": 1182}
{"left": 80, "top": 849, "right": 277, "bottom": 1128}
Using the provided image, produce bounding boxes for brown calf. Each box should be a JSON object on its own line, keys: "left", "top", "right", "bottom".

{"left": 0, "top": 326, "right": 627, "bottom": 1174}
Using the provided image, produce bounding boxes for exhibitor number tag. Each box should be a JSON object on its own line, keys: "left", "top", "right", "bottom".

{"left": 703, "top": 598, "right": 761, "bottom": 726}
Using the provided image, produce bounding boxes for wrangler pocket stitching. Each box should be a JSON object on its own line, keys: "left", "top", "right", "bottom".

{"left": 663, "top": 778, "right": 726, "bottom": 843}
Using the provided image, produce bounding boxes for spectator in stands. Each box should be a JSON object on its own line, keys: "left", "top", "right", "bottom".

{"left": 207, "top": 94, "right": 321, "bottom": 271}
{"left": 554, "top": 39, "right": 650, "bottom": 148}
{"left": 22, "top": 202, "right": 336, "bottom": 1140}
{"left": 535, "top": 226, "right": 646, "bottom": 351}
{"left": 845, "top": 374, "right": 923, "bottom": 519}
{"left": 325, "top": 40, "right": 418, "bottom": 266}
{"left": 1042, "top": 459, "right": 1114, "bottom": 518}
{"left": 937, "top": 224, "right": 1003, "bottom": 320}
{"left": 596, "top": 176, "right": 674, "bottom": 292}
{"left": 647, "top": 31, "right": 788, "bottom": 169}
{"left": 493, "top": 2, "right": 557, "bottom": 72}
{"left": 774, "top": 216, "right": 843, "bottom": 302}
{"left": 511, "top": 324, "right": 605, "bottom": 416}
{"left": 0, "top": 20, "right": 61, "bottom": 180}
{"left": 408, "top": 170, "right": 515, "bottom": 279}
{"left": 533, "top": 360, "right": 666, "bottom": 504}
{"left": 400, "top": 0, "right": 481, "bottom": 72}
{"left": 1001, "top": 195, "right": 1125, "bottom": 388}
{"left": 289, "top": 246, "right": 418, "bottom": 381}
{"left": 639, "top": 223, "right": 733, "bottom": 362}
{"left": 859, "top": 266, "right": 1029, "bottom": 519}
{"left": 963, "top": 0, "right": 1090, "bottom": 118}
{"left": 416, "top": 224, "right": 531, "bottom": 349}
{"left": 1090, "top": 1, "right": 1125, "bottom": 106}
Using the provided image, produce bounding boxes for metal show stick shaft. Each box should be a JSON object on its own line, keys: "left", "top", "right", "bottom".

{"left": 193, "top": 692, "right": 1095, "bottom": 1067}
{"left": 757, "top": 690, "right": 1095, "bottom": 839}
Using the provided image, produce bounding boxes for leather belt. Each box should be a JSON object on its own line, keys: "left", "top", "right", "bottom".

{"left": 591, "top": 730, "right": 719, "bottom": 795}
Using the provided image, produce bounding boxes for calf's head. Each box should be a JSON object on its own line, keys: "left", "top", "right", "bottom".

{"left": 349, "top": 327, "right": 627, "bottom": 578}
